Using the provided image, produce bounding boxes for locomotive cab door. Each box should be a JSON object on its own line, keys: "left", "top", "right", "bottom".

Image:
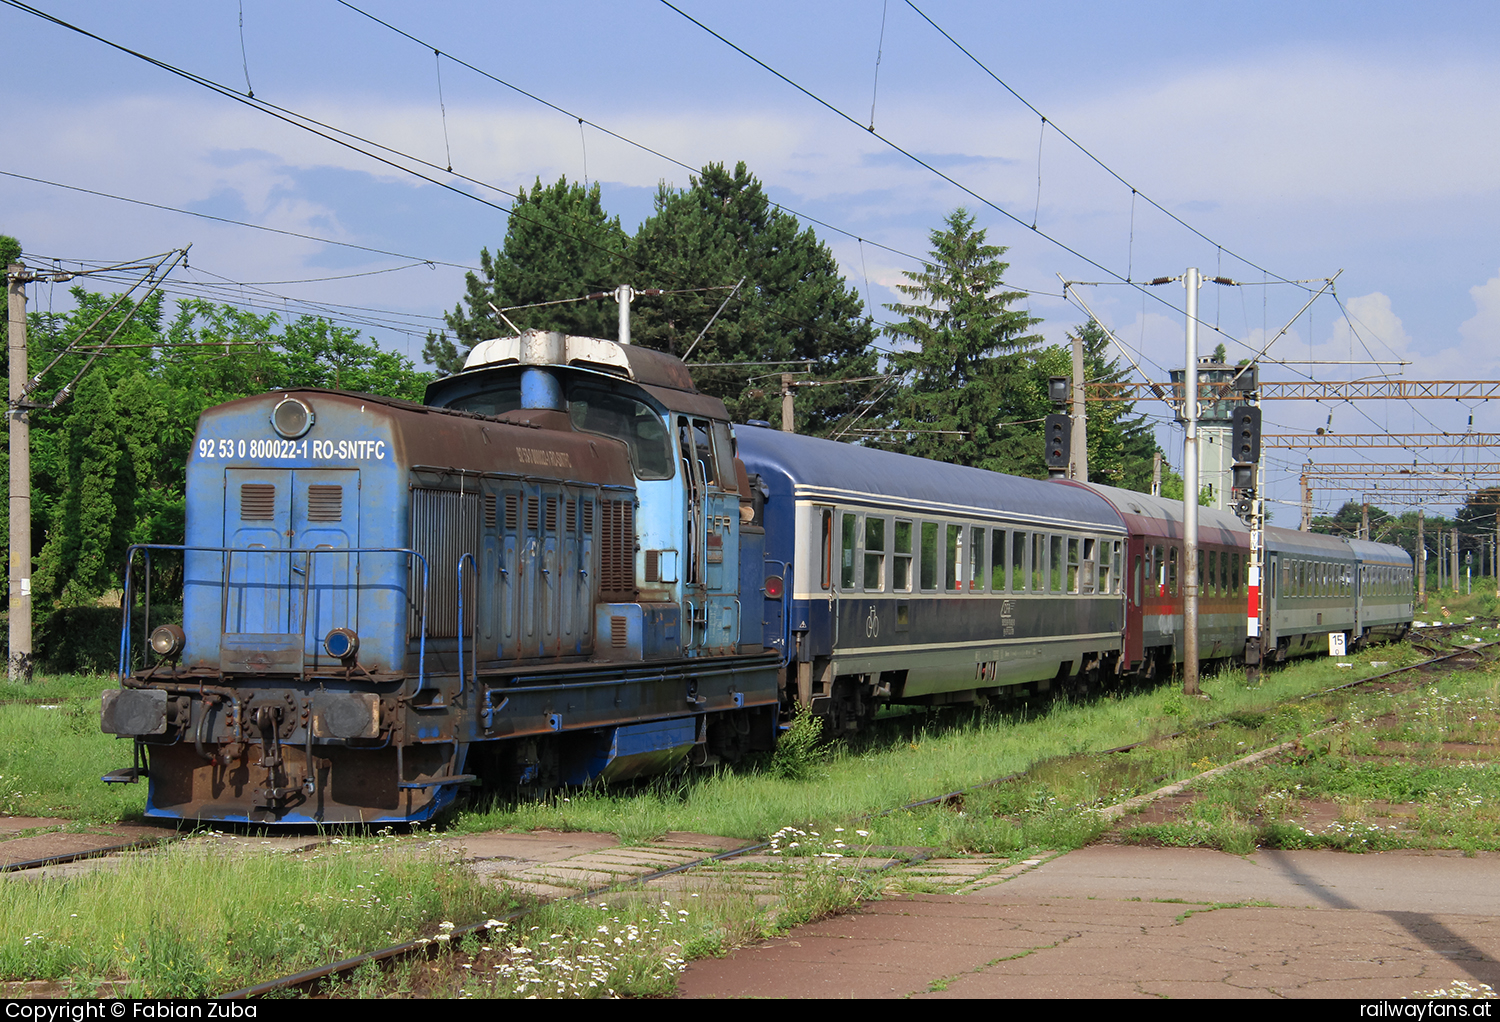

{"left": 677, "top": 416, "right": 740, "bottom": 653}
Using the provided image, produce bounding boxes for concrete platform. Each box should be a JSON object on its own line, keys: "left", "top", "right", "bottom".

{"left": 677, "top": 845, "right": 1500, "bottom": 999}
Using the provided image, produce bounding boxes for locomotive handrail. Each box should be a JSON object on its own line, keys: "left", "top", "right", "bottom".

{"left": 117, "top": 543, "right": 431, "bottom": 691}
{"left": 455, "top": 552, "right": 477, "bottom": 702}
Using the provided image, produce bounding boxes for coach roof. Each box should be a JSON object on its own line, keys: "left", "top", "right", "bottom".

{"left": 736, "top": 425, "right": 1124, "bottom": 531}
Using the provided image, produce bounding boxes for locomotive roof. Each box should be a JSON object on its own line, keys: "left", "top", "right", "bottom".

{"left": 450, "top": 330, "right": 729, "bottom": 419}
{"left": 735, "top": 425, "right": 1124, "bottom": 531}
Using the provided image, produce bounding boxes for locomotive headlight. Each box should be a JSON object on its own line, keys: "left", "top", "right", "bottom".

{"left": 271, "top": 396, "right": 314, "bottom": 439}
{"left": 324, "top": 628, "right": 359, "bottom": 661}
{"left": 763, "top": 575, "right": 784, "bottom": 599}
{"left": 149, "top": 624, "right": 186, "bottom": 659}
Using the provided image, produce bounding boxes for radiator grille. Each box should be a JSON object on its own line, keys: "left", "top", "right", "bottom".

{"left": 599, "top": 499, "right": 635, "bottom": 598}
{"left": 240, "top": 483, "right": 275, "bottom": 521}
{"left": 409, "top": 488, "right": 480, "bottom": 638}
{"left": 307, "top": 485, "right": 342, "bottom": 522}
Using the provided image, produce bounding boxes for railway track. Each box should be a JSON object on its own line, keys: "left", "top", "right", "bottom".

{"left": 217, "top": 628, "right": 1499, "bottom": 999}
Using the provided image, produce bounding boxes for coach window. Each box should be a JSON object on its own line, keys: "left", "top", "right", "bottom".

{"left": 865, "top": 516, "right": 886, "bottom": 592}
{"left": 894, "top": 520, "right": 913, "bottom": 592}
{"left": 1168, "top": 546, "right": 1179, "bottom": 596}
{"left": 820, "top": 509, "right": 833, "bottom": 590}
{"left": 920, "top": 522, "right": 939, "bottom": 591}
{"left": 1050, "top": 535, "right": 1064, "bottom": 593}
{"left": 970, "top": 527, "right": 986, "bottom": 591}
{"left": 945, "top": 525, "right": 962, "bottom": 592}
{"left": 1011, "top": 531, "right": 1027, "bottom": 592}
{"left": 1032, "top": 533, "right": 1046, "bottom": 593}
{"left": 1067, "top": 538, "right": 1082, "bottom": 594}
{"left": 991, "top": 529, "right": 1008, "bottom": 591}
{"left": 841, "top": 513, "right": 858, "bottom": 590}
{"left": 1112, "top": 541, "right": 1124, "bottom": 594}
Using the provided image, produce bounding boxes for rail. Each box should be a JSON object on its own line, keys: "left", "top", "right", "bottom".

{"left": 117, "top": 543, "right": 431, "bottom": 688}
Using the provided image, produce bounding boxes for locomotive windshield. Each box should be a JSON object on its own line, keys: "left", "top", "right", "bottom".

{"left": 568, "top": 383, "right": 675, "bottom": 480}
{"left": 441, "top": 377, "right": 674, "bottom": 480}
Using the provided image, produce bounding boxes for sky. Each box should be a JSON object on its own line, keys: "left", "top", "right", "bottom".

{"left": 4, "top": 0, "right": 1500, "bottom": 522}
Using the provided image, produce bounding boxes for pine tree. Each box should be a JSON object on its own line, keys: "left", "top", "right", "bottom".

{"left": 628, "top": 162, "right": 876, "bottom": 434}
{"left": 427, "top": 176, "right": 628, "bottom": 375}
{"left": 882, "top": 209, "right": 1046, "bottom": 473}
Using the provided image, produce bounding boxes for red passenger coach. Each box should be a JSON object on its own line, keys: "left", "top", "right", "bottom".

{"left": 1061, "top": 482, "right": 1252, "bottom": 675}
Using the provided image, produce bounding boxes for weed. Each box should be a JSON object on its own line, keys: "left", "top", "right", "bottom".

{"left": 769, "top": 705, "right": 826, "bottom": 781}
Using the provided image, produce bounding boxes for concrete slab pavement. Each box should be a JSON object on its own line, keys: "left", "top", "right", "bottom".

{"left": 677, "top": 845, "right": 1500, "bottom": 999}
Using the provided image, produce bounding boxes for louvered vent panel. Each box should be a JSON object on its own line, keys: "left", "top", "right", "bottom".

{"left": 307, "top": 485, "right": 343, "bottom": 522}
{"left": 599, "top": 499, "right": 635, "bottom": 598}
{"left": 565, "top": 499, "right": 576, "bottom": 533}
{"left": 611, "top": 616, "right": 628, "bottom": 649}
{"left": 645, "top": 550, "right": 660, "bottom": 583}
{"left": 544, "top": 497, "right": 557, "bottom": 533}
{"left": 581, "top": 500, "right": 593, "bottom": 533}
{"left": 408, "top": 488, "right": 481, "bottom": 638}
{"left": 240, "top": 483, "right": 275, "bottom": 521}
{"left": 504, "top": 493, "right": 518, "bottom": 530}
{"left": 483, "top": 494, "right": 497, "bottom": 528}
{"left": 526, "top": 495, "right": 538, "bottom": 531}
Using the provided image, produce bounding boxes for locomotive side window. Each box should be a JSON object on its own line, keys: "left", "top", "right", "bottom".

{"left": 894, "top": 519, "right": 913, "bottom": 592}
{"left": 841, "top": 513, "right": 858, "bottom": 590}
{"left": 865, "top": 516, "right": 886, "bottom": 592}
{"left": 920, "top": 523, "right": 938, "bottom": 591}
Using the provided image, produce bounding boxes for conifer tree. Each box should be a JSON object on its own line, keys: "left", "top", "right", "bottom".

{"left": 427, "top": 177, "right": 627, "bottom": 375}
{"left": 882, "top": 209, "right": 1046, "bottom": 473}
{"left": 629, "top": 162, "right": 876, "bottom": 434}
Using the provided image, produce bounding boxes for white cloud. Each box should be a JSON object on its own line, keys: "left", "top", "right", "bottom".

{"left": 1459, "top": 269, "right": 1500, "bottom": 347}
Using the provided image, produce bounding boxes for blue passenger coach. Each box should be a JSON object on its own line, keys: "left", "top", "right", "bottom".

{"left": 737, "top": 425, "right": 1128, "bottom": 732}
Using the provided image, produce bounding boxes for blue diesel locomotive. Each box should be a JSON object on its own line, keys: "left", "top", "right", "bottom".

{"left": 102, "top": 329, "right": 1414, "bottom": 824}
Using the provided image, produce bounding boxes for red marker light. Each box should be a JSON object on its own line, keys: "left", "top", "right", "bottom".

{"left": 763, "top": 575, "right": 784, "bottom": 599}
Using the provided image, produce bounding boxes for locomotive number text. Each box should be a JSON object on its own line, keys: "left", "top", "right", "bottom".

{"left": 194, "top": 437, "right": 388, "bottom": 462}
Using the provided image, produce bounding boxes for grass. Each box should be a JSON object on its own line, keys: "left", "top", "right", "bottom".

{"left": 448, "top": 640, "right": 1439, "bottom": 853}
{"left": 0, "top": 673, "right": 146, "bottom": 821}
{"left": 1118, "top": 646, "right": 1500, "bottom": 854}
{"left": 0, "top": 831, "right": 519, "bottom": 997}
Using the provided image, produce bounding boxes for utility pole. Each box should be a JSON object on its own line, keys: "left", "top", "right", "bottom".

{"left": 1070, "top": 326, "right": 1088, "bottom": 481}
{"left": 1182, "top": 267, "right": 1201, "bottom": 697}
{"left": 1300, "top": 468, "right": 1312, "bottom": 531}
{"left": 1453, "top": 530, "right": 1460, "bottom": 596}
{"left": 780, "top": 373, "right": 794, "bottom": 432}
{"left": 1361, "top": 502, "right": 1369, "bottom": 541}
{"left": 1151, "top": 451, "right": 1162, "bottom": 497}
{"left": 7, "top": 263, "right": 30, "bottom": 680}
{"left": 1417, "top": 510, "right": 1426, "bottom": 609}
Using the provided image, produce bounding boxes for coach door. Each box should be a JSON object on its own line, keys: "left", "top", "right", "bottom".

{"left": 1125, "top": 534, "right": 1145, "bottom": 668}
